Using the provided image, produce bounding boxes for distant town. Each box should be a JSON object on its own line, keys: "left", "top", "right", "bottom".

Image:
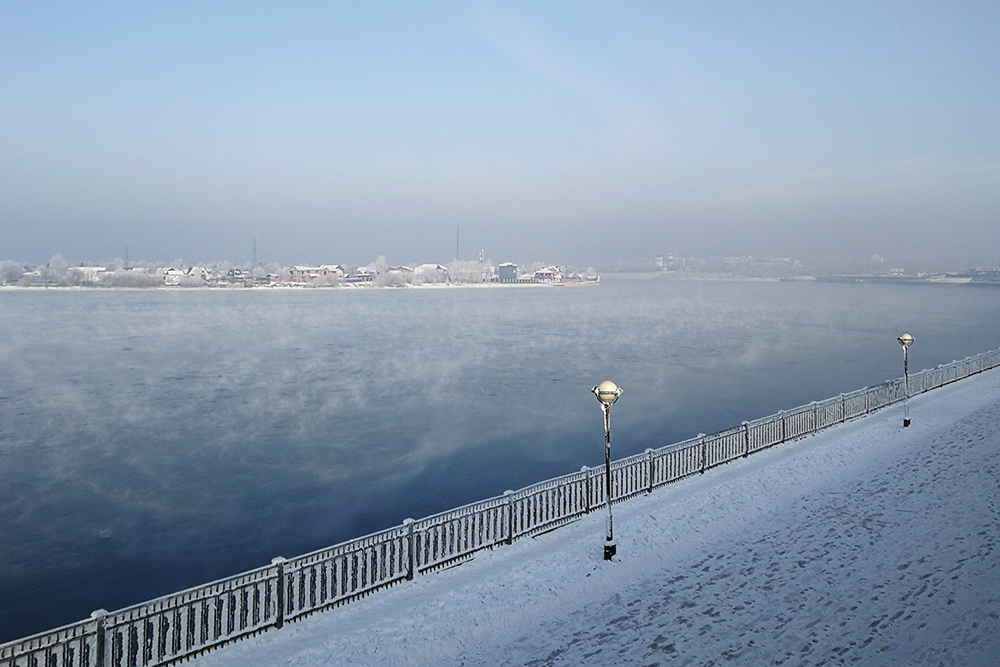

{"left": 4, "top": 249, "right": 1000, "bottom": 289}
{"left": 0, "top": 252, "right": 600, "bottom": 288}
{"left": 599, "top": 253, "right": 1000, "bottom": 285}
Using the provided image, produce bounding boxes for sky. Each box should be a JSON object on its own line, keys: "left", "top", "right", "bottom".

{"left": 1, "top": 2, "right": 999, "bottom": 269}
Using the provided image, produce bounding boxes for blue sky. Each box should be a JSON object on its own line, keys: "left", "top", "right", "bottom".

{"left": 1, "top": 2, "right": 998, "bottom": 268}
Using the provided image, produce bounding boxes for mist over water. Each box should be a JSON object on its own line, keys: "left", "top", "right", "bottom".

{"left": 2, "top": 279, "right": 1000, "bottom": 641}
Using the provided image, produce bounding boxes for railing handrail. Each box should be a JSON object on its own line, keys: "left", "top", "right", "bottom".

{"left": 103, "top": 562, "right": 277, "bottom": 621}
{"left": 4, "top": 347, "right": 999, "bottom": 666}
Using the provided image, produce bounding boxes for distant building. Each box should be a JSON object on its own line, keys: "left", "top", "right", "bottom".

{"left": 288, "top": 266, "right": 319, "bottom": 281}
{"left": 187, "top": 267, "right": 210, "bottom": 282}
{"left": 320, "top": 264, "right": 346, "bottom": 277}
{"left": 346, "top": 267, "right": 375, "bottom": 284}
{"left": 656, "top": 254, "right": 663, "bottom": 270}
{"left": 288, "top": 265, "right": 344, "bottom": 282}
{"left": 533, "top": 266, "right": 561, "bottom": 282}
{"left": 163, "top": 268, "right": 185, "bottom": 286}
{"left": 498, "top": 262, "right": 517, "bottom": 283}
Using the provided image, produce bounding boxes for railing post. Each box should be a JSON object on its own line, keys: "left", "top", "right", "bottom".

{"left": 504, "top": 490, "right": 514, "bottom": 545}
{"left": 91, "top": 609, "right": 108, "bottom": 667}
{"left": 580, "top": 467, "right": 591, "bottom": 512}
{"left": 810, "top": 401, "right": 818, "bottom": 431}
{"left": 741, "top": 421, "right": 749, "bottom": 458}
{"left": 271, "top": 557, "right": 286, "bottom": 629}
{"left": 403, "top": 519, "right": 415, "bottom": 581}
{"left": 778, "top": 411, "right": 786, "bottom": 442}
{"left": 698, "top": 433, "right": 707, "bottom": 474}
{"left": 840, "top": 393, "right": 846, "bottom": 422}
{"left": 645, "top": 449, "right": 654, "bottom": 493}
{"left": 864, "top": 388, "right": 870, "bottom": 414}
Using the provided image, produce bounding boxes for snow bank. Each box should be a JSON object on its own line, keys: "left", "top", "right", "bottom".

{"left": 197, "top": 368, "right": 1000, "bottom": 666}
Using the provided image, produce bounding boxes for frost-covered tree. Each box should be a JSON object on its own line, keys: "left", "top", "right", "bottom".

{"left": 519, "top": 262, "right": 546, "bottom": 278}
{"left": 177, "top": 275, "right": 205, "bottom": 287}
{"left": 367, "top": 255, "right": 390, "bottom": 276}
{"left": 413, "top": 264, "right": 448, "bottom": 285}
{"left": 102, "top": 268, "right": 160, "bottom": 287}
{"left": 315, "top": 273, "right": 341, "bottom": 287}
{"left": 0, "top": 261, "right": 24, "bottom": 284}
{"left": 378, "top": 270, "right": 411, "bottom": 287}
{"left": 446, "top": 260, "right": 493, "bottom": 283}
{"left": 261, "top": 263, "right": 288, "bottom": 279}
{"left": 207, "top": 260, "right": 234, "bottom": 275}
{"left": 39, "top": 254, "right": 75, "bottom": 285}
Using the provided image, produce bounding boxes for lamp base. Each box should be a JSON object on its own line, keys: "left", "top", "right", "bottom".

{"left": 903, "top": 418, "right": 911, "bottom": 428}
{"left": 604, "top": 541, "right": 617, "bottom": 561}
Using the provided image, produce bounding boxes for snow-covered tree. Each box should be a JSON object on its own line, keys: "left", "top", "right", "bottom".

{"left": 520, "top": 261, "right": 546, "bottom": 278}
{"left": 367, "top": 255, "right": 390, "bottom": 275}
{"left": 0, "top": 261, "right": 24, "bottom": 285}
{"left": 377, "top": 270, "right": 411, "bottom": 287}
{"left": 446, "top": 260, "right": 493, "bottom": 283}
{"left": 102, "top": 268, "right": 160, "bottom": 287}
{"left": 38, "top": 254, "right": 75, "bottom": 285}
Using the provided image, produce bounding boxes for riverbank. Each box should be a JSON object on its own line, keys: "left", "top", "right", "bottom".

{"left": 0, "top": 281, "right": 598, "bottom": 292}
{"left": 195, "top": 367, "right": 1000, "bottom": 666}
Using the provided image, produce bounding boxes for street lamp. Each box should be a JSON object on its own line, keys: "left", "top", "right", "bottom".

{"left": 592, "top": 380, "right": 623, "bottom": 561}
{"left": 898, "top": 333, "right": 914, "bottom": 427}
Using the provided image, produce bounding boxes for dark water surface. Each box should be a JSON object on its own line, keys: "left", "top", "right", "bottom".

{"left": 2, "top": 279, "right": 999, "bottom": 641}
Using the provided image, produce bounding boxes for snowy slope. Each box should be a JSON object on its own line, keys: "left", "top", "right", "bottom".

{"left": 197, "top": 369, "right": 1000, "bottom": 666}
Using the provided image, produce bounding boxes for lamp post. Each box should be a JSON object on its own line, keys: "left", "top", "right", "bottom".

{"left": 592, "top": 380, "right": 623, "bottom": 561}
{"left": 898, "top": 333, "right": 914, "bottom": 427}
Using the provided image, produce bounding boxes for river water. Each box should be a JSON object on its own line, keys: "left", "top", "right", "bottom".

{"left": 2, "top": 279, "right": 999, "bottom": 641}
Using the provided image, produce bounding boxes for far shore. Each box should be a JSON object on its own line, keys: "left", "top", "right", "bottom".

{"left": 600, "top": 271, "right": 781, "bottom": 282}
{"left": 0, "top": 281, "right": 600, "bottom": 292}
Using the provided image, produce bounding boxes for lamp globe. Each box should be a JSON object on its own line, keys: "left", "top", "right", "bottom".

{"left": 596, "top": 380, "right": 620, "bottom": 406}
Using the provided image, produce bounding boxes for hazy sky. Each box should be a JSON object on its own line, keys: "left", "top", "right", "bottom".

{"left": 2, "top": 2, "right": 998, "bottom": 268}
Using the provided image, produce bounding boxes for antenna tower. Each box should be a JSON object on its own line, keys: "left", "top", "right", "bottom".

{"left": 125, "top": 241, "right": 130, "bottom": 266}
{"left": 252, "top": 236, "right": 258, "bottom": 268}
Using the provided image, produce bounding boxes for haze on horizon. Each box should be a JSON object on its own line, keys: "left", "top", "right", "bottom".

{"left": 1, "top": 2, "right": 998, "bottom": 270}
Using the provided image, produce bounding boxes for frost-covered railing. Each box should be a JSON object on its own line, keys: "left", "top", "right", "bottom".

{"left": 4, "top": 348, "right": 1000, "bottom": 666}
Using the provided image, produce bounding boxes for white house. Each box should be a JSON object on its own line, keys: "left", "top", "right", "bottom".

{"left": 187, "top": 267, "right": 210, "bottom": 282}
{"left": 163, "top": 268, "right": 186, "bottom": 286}
{"left": 533, "top": 267, "right": 562, "bottom": 282}
{"left": 289, "top": 265, "right": 344, "bottom": 282}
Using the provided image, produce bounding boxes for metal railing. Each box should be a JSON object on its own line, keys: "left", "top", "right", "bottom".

{"left": 4, "top": 348, "right": 999, "bottom": 667}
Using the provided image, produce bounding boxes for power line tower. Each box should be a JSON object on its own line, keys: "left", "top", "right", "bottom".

{"left": 252, "top": 236, "right": 258, "bottom": 268}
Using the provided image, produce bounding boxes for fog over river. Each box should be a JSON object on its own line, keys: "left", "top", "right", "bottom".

{"left": 2, "top": 279, "right": 1000, "bottom": 641}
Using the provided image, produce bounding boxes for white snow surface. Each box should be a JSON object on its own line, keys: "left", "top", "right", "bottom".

{"left": 200, "top": 370, "right": 1000, "bottom": 666}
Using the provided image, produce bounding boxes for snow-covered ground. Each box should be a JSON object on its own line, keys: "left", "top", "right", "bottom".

{"left": 199, "top": 369, "right": 1000, "bottom": 666}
